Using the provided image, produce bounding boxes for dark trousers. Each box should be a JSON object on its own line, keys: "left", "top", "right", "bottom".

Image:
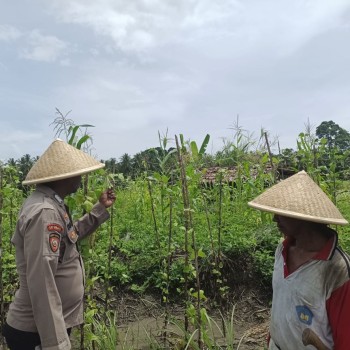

{"left": 2, "top": 323, "right": 71, "bottom": 350}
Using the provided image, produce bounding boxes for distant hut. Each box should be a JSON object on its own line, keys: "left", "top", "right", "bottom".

{"left": 201, "top": 165, "right": 295, "bottom": 187}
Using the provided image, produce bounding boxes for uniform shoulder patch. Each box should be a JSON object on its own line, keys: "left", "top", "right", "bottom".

{"left": 47, "top": 223, "right": 63, "bottom": 233}
{"left": 49, "top": 232, "right": 61, "bottom": 253}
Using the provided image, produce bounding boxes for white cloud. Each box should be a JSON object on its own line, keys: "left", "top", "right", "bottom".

{"left": 60, "top": 58, "right": 71, "bottom": 66}
{"left": 0, "top": 24, "right": 22, "bottom": 41}
{"left": 41, "top": 0, "right": 350, "bottom": 63}
{"left": 20, "top": 30, "right": 68, "bottom": 62}
{"left": 47, "top": 0, "right": 238, "bottom": 51}
{"left": 247, "top": 1, "right": 349, "bottom": 55}
{"left": 1, "top": 0, "right": 350, "bottom": 161}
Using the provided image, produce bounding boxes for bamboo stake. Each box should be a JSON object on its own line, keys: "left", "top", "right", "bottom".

{"left": 105, "top": 200, "right": 114, "bottom": 312}
{"left": 9, "top": 197, "right": 13, "bottom": 254}
{"left": 163, "top": 192, "right": 173, "bottom": 347}
{"left": 175, "top": 135, "right": 203, "bottom": 348}
{"left": 147, "top": 179, "right": 161, "bottom": 251}
{"left": 0, "top": 165, "right": 4, "bottom": 345}
{"left": 217, "top": 172, "right": 226, "bottom": 337}
{"left": 201, "top": 187, "right": 215, "bottom": 261}
{"left": 217, "top": 173, "right": 223, "bottom": 260}
{"left": 175, "top": 136, "right": 189, "bottom": 333}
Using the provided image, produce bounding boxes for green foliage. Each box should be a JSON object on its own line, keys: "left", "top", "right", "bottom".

{"left": 337, "top": 184, "right": 350, "bottom": 254}
{"left": 190, "top": 134, "right": 210, "bottom": 163}
{"left": 251, "top": 224, "right": 282, "bottom": 285}
{"left": 0, "top": 164, "right": 24, "bottom": 310}
{"left": 80, "top": 154, "right": 276, "bottom": 298}
{"left": 90, "top": 312, "right": 119, "bottom": 350}
{"left": 51, "top": 108, "right": 94, "bottom": 150}
{"left": 1, "top": 251, "right": 18, "bottom": 302}
{"left": 166, "top": 305, "right": 241, "bottom": 350}
{"left": 2, "top": 119, "right": 350, "bottom": 349}
{"left": 316, "top": 120, "right": 350, "bottom": 152}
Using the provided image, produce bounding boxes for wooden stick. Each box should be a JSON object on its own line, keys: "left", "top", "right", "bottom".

{"left": 302, "top": 328, "right": 329, "bottom": 350}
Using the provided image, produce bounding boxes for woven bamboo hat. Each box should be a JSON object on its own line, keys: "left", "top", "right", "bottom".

{"left": 23, "top": 139, "right": 105, "bottom": 185}
{"left": 248, "top": 171, "right": 348, "bottom": 225}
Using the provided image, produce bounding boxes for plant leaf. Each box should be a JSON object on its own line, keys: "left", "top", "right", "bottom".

{"left": 199, "top": 134, "right": 210, "bottom": 155}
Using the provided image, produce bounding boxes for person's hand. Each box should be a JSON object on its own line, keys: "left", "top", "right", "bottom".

{"left": 99, "top": 188, "right": 116, "bottom": 208}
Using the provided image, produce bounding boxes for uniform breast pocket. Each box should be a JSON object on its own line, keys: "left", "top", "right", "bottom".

{"left": 288, "top": 281, "right": 324, "bottom": 329}
{"left": 60, "top": 229, "right": 79, "bottom": 263}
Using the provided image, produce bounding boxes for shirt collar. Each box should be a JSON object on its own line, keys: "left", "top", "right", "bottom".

{"left": 36, "top": 184, "right": 64, "bottom": 206}
{"left": 314, "top": 231, "right": 338, "bottom": 260}
{"left": 282, "top": 229, "right": 338, "bottom": 261}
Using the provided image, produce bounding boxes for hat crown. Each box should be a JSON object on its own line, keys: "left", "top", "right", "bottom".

{"left": 23, "top": 139, "right": 105, "bottom": 185}
{"left": 248, "top": 171, "right": 348, "bottom": 225}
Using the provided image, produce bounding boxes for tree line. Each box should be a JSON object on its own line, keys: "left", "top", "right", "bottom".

{"left": 2, "top": 120, "right": 350, "bottom": 183}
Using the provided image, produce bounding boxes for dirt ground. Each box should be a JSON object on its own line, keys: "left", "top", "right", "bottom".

{"left": 103, "top": 290, "right": 270, "bottom": 350}
{"left": 0, "top": 289, "right": 270, "bottom": 350}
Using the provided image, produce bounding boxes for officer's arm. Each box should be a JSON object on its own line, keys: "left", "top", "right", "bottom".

{"left": 74, "top": 202, "right": 110, "bottom": 240}
{"left": 24, "top": 208, "right": 71, "bottom": 350}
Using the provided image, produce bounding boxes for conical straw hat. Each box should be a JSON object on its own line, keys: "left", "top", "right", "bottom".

{"left": 23, "top": 139, "right": 105, "bottom": 185}
{"left": 248, "top": 171, "right": 348, "bottom": 225}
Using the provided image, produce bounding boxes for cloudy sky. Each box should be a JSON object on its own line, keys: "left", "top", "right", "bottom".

{"left": 1, "top": 0, "right": 350, "bottom": 162}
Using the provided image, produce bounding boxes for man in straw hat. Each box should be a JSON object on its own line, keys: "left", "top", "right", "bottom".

{"left": 2, "top": 139, "right": 116, "bottom": 350}
{"left": 248, "top": 170, "right": 350, "bottom": 350}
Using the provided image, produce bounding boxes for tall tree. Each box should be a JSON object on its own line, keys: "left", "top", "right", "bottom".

{"left": 6, "top": 158, "right": 17, "bottom": 167}
{"left": 18, "top": 154, "right": 35, "bottom": 184}
{"left": 104, "top": 158, "right": 118, "bottom": 173}
{"left": 131, "top": 148, "right": 163, "bottom": 178}
{"left": 119, "top": 153, "right": 132, "bottom": 176}
{"left": 316, "top": 121, "right": 350, "bottom": 151}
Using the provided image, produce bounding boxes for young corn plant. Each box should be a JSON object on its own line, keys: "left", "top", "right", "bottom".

{"left": 51, "top": 108, "right": 94, "bottom": 151}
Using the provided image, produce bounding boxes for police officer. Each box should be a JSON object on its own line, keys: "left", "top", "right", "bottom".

{"left": 2, "top": 139, "right": 116, "bottom": 350}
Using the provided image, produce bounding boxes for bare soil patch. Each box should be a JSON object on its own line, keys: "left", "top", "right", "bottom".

{"left": 98, "top": 289, "right": 270, "bottom": 349}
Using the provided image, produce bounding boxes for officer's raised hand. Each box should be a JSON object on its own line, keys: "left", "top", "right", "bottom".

{"left": 99, "top": 188, "right": 116, "bottom": 208}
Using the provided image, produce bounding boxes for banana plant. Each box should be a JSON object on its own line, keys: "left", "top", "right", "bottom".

{"left": 179, "top": 133, "right": 210, "bottom": 163}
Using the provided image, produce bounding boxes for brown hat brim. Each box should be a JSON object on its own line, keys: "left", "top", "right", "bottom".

{"left": 248, "top": 201, "right": 349, "bottom": 225}
{"left": 23, "top": 163, "right": 105, "bottom": 185}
